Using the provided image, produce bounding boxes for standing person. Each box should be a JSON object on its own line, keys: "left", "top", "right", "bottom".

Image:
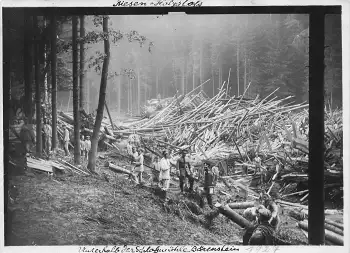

{"left": 177, "top": 150, "right": 194, "bottom": 193}
{"left": 85, "top": 135, "right": 91, "bottom": 159}
{"left": 63, "top": 125, "right": 70, "bottom": 156}
{"left": 133, "top": 148, "right": 144, "bottom": 184}
{"left": 80, "top": 135, "right": 86, "bottom": 159}
{"left": 152, "top": 156, "right": 161, "bottom": 186}
{"left": 43, "top": 119, "right": 52, "bottom": 154}
{"left": 19, "top": 118, "right": 36, "bottom": 156}
{"left": 200, "top": 160, "right": 217, "bottom": 209}
{"left": 159, "top": 150, "right": 171, "bottom": 191}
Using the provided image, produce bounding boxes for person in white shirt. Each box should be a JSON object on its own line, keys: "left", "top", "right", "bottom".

{"left": 63, "top": 125, "right": 70, "bottom": 156}
{"left": 133, "top": 148, "right": 144, "bottom": 184}
{"left": 85, "top": 135, "right": 91, "bottom": 159}
{"left": 159, "top": 150, "right": 171, "bottom": 191}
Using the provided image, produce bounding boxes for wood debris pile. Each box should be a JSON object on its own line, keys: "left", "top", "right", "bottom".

{"left": 114, "top": 81, "right": 343, "bottom": 208}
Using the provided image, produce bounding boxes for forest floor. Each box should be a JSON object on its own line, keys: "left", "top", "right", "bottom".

{"left": 6, "top": 142, "right": 311, "bottom": 246}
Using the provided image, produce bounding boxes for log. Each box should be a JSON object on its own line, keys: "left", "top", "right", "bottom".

{"left": 298, "top": 221, "right": 343, "bottom": 245}
{"left": 62, "top": 161, "right": 90, "bottom": 175}
{"left": 325, "top": 219, "right": 343, "bottom": 230}
{"left": 217, "top": 204, "right": 253, "bottom": 228}
{"left": 107, "top": 162, "right": 133, "bottom": 175}
{"left": 324, "top": 222, "right": 343, "bottom": 236}
{"left": 59, "top": 111, "right": 74, "bottom": 125}
{"left": 228, "top": 202, "right": 255, "bottom": 209}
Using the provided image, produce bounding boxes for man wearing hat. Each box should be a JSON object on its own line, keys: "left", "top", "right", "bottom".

{"left": 176, "top": 149, "right": 194, "bottom": 193}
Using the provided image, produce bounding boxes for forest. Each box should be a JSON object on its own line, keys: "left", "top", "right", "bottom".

{"left": 6, "top": 13, "right": 342, "bottom": 118}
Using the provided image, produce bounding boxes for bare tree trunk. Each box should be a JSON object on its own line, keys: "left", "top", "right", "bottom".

{"left": 212, "top": 67, "right": 214, "bottom": 97}
{"left": 199, "top": 41, "right": 203, "bottom": 90}
{"left": 72, "top": 16, "right": 80, "bottom": 164}
{"left": 156, "top": 67, "right": 159, "bottom": 97}
{"left": 137, "top": 67, "right": 140, "bottom": 114}
{"left": 43, "top": 18, "right": 49, "bottom": 107}
{"left": 237, "top": 38, "right": 240, "bottom": 96}
{"left": 182, "top": 58, "right": 185, "bottom": 95}
{"left": 192, "top": 58, "right": 195, "bottom": 91}
{"left": 117, "top": 74, "right": 121, "bottom": 115}
{"left": 88, "top": 16, "right": 110, "bottom": 173}
{"left": 34, "top": 16, "right": 42, "bottom": 155}
{"left": 80, "top": 15, "right": 87, "bottom": 112}
{"left": 244, "top": 46, "right": 247, "bottom": 97}
{"left": 51, "top": 14, "right": 57, "bottom": 150}
{"left": 128, "top": 78, "right": 130, "bottom": 113}
{"left": 24, "top": 12, "right": 33, "bottom": 124}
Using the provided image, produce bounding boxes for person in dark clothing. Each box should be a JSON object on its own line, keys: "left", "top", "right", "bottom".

{"left": 243, "top": 208, "right": 275, "bottom": 245}
{"left": 176, "top": 150, "right": 194, "bottom": 193}
{"left": 19, "top": 118, "right": 36, "bottom": 156}
{"left": 200, "top": 160, "right": 217, "bottom": 209}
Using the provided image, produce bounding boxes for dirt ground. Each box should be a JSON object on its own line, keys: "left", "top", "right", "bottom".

{"left": 6, "top": 144, "right": 312, "bottom": 246}
{"left": 6, "top": 148, "right": 245, "bottom": 246}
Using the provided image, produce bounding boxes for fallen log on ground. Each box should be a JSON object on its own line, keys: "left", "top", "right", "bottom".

{"left": 216, "top": 203, "right": 253, "bottom": 228}
{"left": 107, "top": 162, "right": 133, "bottom": 175}
{"left": 298, "top": 220, "right": 343, "bottom": 245}
{"left": 228, "top": 202, "right": 256, "bottom": 209}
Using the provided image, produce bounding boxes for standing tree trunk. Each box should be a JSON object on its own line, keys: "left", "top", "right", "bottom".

{"left": 244, "top": 46, "right": 247, "bottom": 97}
{"left": 51, "top": 14, "right": 57, "bottom": 150}
{"left": 88, "top": 16, "right": 110, "bottom": 173}
{"left": 117, "top": 73, "right": 121, "bottom": 115}
{"left": 72, "top": 16, "right": 80, "bottom": 164}
{"left": 156, "top": 67, "right": 159, "bottom": 97}
{"left": 182, "top": 57, "right": 185, "bottom": 95}
{"left": 199, "top": 41, "right": 203, "bottom": 90}
{"left": 24, "top": 12, "right": 33, "bottom": 124}
{"left": 43, "top": 18, "right": 49, "bottom": 108}
{"left": 34, "top": 16, "right": 42, "bottom": 155}
{"left": 212, "top": 67, "right": 214, "bottom": 97}
{"left": 137, "top": 67, "right": 140, "bottom": 114}
{"left": 80, "top": 15, "right": 87, "bottom": 112}
{"left": 192, "top": 57, "right": 195, "bottom": 91}
{"left": 237, "top": 38, "right": 240, "bottom": 96}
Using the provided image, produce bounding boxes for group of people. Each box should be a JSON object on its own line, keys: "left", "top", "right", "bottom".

{"left": 80, "top": 134, "right": 92, "bottom": 159}
{"left": 62, "top": 125, "right": 91, "bottom": 158}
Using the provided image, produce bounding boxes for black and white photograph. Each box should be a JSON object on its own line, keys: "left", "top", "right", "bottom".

{"left": 2, "top": 1, "right": 349, "bottom": 251}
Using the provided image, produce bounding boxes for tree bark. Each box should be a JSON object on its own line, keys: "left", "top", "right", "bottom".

{"left": 43, "top": 18, "right": 49, "bottom": 108}
{"left": 34, "top": 16, "right": 42, "bottom": 155}
{"left": 80, "top": 15, "right": 87, "bottom": 112}
{"left": 88, "top": 16, "right": 110, "bottom": 173}
{"left": 72, "top": 16, "right": 80, "bottom": 164}
{"left": 51, "top": 14, "right": 57, "bottom": 150}
{"left": 24, "top": 12, "right": 33, "bottom": 124}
